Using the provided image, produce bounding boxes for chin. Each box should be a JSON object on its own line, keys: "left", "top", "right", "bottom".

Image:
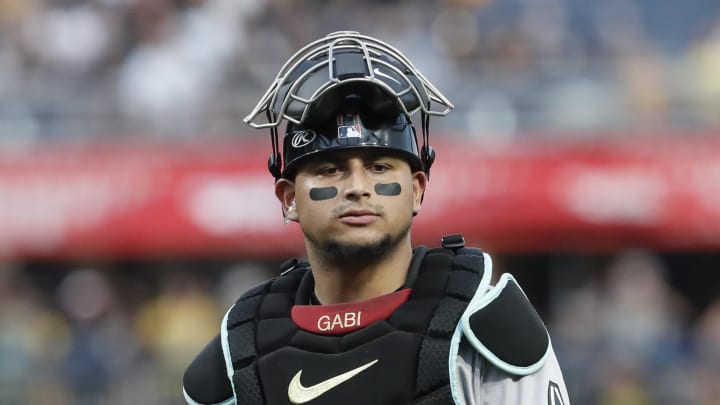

{"left": 326, "top": 235, "right": 380, "bottom": 249}
{"left": 322, "top": 233, "right": 393, "bottom": 262}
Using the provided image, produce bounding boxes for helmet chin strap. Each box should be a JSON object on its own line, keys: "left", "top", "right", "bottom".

{"left": 420, "top": 110, "right": 435, "bottom": 180}
{"left": 267, "top": 108, "right": 282, "bottom": 180}
{"left": 266, "top": 109, "right": 286, "bottom": 221}
{"left": 418, "top": 109, "right": 434, "bottom": 204}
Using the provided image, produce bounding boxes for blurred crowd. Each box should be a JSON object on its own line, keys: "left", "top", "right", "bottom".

{"left": 547, "top": 251, "right": 720, "bottom": 404}
{"left": 0, "top": 252, "right": 719, "bottom": 404}
{"left": 0, "top": 260, "right": 275, "bottom": 405}
{"left": 1, "top": 0, "right": 720, "bottom": 142}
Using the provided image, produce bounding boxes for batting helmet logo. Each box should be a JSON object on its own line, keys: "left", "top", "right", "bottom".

{"left": 291, "top": 130, "right": 316, "bottom": 148}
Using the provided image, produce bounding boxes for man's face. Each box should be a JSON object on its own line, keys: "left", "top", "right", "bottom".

{"left": 276, "top": 149, "right": 426, "bottom": 260}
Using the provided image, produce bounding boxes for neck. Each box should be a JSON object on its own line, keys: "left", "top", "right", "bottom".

{"left": 306, "top": 235, "right": 413, "bottom": 304}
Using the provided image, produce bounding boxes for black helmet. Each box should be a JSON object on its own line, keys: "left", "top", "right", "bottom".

{"left": 243, "top": 31, "right": 453, "bottom": 180}
{"left": 282, "top": 96, "right": 424, "bottom": 179}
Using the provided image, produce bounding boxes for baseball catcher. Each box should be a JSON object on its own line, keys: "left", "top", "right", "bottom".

{"left": 183, "top": 31, "right": 570, "bottom": 405}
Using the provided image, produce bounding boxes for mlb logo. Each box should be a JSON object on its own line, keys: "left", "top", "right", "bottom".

{"left": 338, "top": 125, "right": 363, "bottom": 138}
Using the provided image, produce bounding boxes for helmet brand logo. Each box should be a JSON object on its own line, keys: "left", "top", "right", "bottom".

{"left": 338, "top": 125, "right": 362, "bottom": 139}
{"left": 291, "top": 130, "right": 316, "bottom": 148}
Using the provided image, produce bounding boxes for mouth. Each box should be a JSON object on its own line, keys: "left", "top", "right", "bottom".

{"left": 338, "top": 209, "right": 380, "bottom": 225}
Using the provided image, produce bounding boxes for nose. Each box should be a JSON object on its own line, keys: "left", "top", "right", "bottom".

{"left": 343, "top": 161, "right": 372, "bottom": 201}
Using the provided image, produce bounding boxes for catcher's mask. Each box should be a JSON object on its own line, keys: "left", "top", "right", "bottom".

{"left": 243, "top": 31, "right": 453, "bottom": 180}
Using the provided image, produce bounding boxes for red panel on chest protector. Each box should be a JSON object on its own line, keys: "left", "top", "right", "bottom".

{"left": 292, "top": 289, "right": 412, "bottom": 335}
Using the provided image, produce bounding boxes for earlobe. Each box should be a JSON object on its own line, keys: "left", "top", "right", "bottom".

{"left": 285, "top": 199, "right": 298, "bottom": 223}
{"left": 412, "top": 171, "right": 428, "bottom": 214}
{"left": 275, "top": 179, "right": 298, "bottom": 222}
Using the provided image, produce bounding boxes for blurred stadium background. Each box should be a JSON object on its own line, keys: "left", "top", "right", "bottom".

{"left": 1, "top": 0, "right": 720, "bottom": 404}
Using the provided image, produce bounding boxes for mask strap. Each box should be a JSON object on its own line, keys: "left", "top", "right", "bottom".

{"left": 267, "top": 109, "right": 282, "bottom": 180}
{"left": 420, "top": 107, "right": 435, "bottom": 180}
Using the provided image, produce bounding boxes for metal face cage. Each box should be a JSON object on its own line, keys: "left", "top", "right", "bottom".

{"left": 244, "top": 31, "right": 453, "bottom": 180}
{"left": 243, "top": 31, "right": 454, "bottom": 129}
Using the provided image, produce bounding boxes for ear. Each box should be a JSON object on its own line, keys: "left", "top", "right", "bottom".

{"left": 411, "top": 170, "right": 428, "bottom": 215}
{"left": 275, "top": 178, "right": 298, "bottom": 222}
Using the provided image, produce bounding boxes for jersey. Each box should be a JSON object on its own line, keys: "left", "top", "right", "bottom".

{"left": 183, "top": 238, "right": 570, "bottom": 404}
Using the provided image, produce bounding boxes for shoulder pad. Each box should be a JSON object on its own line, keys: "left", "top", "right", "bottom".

{"left": 461, "top": 273, "right": 550, "bottom": 376}
{"left": 279, "top": 258, "right": 310, "bottom": 276}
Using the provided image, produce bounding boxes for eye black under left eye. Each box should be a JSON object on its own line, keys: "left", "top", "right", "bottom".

{"left": 375, "top": 182, "right": 401, "bottom": 196}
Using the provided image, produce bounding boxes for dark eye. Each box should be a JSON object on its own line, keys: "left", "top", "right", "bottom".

{"left": 369, "top": 163, "right": 390, "bottom": 173}
{"left": 319, "top": 166, "right": 340, "bottom": 175}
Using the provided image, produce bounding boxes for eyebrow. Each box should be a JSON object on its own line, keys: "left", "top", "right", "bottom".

{"left": 297, "top": 150, "right": 409, "bottom": 176}
{"left": 312, "top": 150, "right": 397, "bottom": 164}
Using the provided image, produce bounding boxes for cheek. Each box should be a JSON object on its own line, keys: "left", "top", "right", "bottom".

{"left": 375, "top": 180, "right": 416, "bottom": 213}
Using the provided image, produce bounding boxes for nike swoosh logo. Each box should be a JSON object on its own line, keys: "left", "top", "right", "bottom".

{"left": 287, "top": 359, "right": 378, "bottom": 404}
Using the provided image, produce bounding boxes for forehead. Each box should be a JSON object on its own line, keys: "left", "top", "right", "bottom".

{"left": 298, "top": 148, "right": 411, "bottom": 168}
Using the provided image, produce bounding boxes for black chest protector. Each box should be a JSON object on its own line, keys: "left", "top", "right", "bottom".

{"left": 223, "top": 238, "right": 486, "bottom": 405}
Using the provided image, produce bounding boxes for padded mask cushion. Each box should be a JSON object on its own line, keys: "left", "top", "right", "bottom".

{"left": 273, "top": 49, "right": 426, "bottom": 124}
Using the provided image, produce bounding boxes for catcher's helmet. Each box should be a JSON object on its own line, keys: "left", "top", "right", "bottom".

{"left": 243, "top": 31, "right": 453, "bottom": 179}
{"left": 281, "top": 96, "right": 424, "bottom": 179}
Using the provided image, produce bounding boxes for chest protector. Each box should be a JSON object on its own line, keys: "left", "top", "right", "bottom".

{"left": 221, "top": 237, "right": 489, "bottom": 405}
